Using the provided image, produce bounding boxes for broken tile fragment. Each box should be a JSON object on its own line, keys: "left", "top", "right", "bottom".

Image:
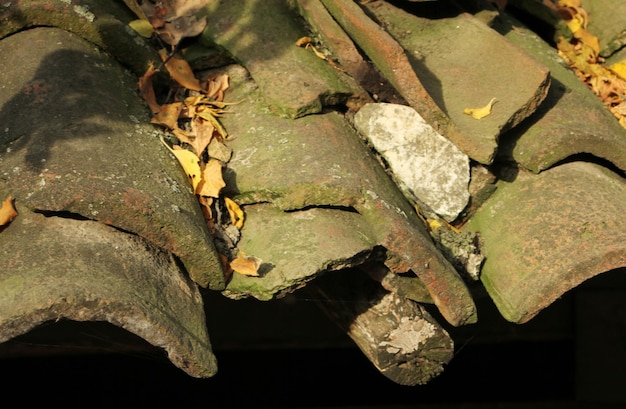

{"left": 354, "top": 103, "right": 470, "bottom": 222}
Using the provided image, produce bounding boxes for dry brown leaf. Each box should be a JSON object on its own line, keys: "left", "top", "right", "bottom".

{"left": 230, "top": 251, "right": 261, "bottom": 277}
{"left": 196, "top": 108, "right": 227, "bottom": 139}
{"left": 0, "top": 196, "right": 18, "bottom": 226}
{"left": 196, "top": 158, "right": 225, "bottom": 198}
{"left": 138, "top": 62, "right": 161, "bottom": 114}
{"left": 205, "top": 73, "right": 230, "bottom": 101}
{"left": 161, "top": 50, "right": 203, "bottom": 91}
{"left": 189, "top": 117, "right": 215, "bottom": 155}
{"left": 151, "top": 102, "right": 183, "bottom": 129}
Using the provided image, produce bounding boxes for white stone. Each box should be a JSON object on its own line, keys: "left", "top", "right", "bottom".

{"left": 354, "top": 103, "right": 470, "bottom": 221}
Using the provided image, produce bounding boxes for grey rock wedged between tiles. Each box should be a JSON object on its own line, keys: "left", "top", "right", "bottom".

{"left": 354, "top": 103, "right": 470, "bottom": 222}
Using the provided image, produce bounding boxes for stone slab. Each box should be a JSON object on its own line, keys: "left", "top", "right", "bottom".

{"left": 361, "top": 2, "right": 551, "bottom": 165}
{"left": 0, "top": 203, "right": 216, "bottom": 378}
{"left": 466, "top": 162, "right": 626, "bottom": 323}
{"left": 0, "top": 27, "right": 224, "bottom": 289}
{"left": 354, "top": 103, "right": 470, "bottom": 222}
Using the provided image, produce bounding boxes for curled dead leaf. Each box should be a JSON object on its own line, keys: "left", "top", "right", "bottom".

{"left": 151, "top": 102, "right": 183, "bottom": 129}
{"left": 161, "top": 50, "right": 203, "bottom": 91}
{"left": 295, "top": 36, "right": 313, "bottom": 47}
{"left": 224, "top": 197, "right": 244, "bottom": 229}
{"left": 196, "top": 159, "right": 225, "bottom": 198}
{"left": 463, "top": 97, "right": 497, "bottom": 119}
{"left": 0, "top": 196, "right": 18, "bottom": 227}
{"left": 138, "top": 62, "right": 161, "bottom": 114}
{"left": 230, "top": 251, "right": 262, "bottom": 277}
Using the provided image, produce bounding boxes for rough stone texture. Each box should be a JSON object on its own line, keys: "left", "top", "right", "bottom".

{"left": 494, "top": 13, "right": 626, "bottom": 173}
{"left": 320, "top": 0, "right": 475, "bottom": 163}
{"left": 199, "top": 0, "right": 369, "bottom": 119}
{"left": 0, "top": 202, "right": 216, "bottom": 378}
{"left": 465, "top": 162, "right": 626, "bottom": 324}
{"left": 361, "top": 2, "right": 551, "bottom": 165}
{"left": 0, "top": 0, "right": 157, "bottom": 75}
{"left": 311, "top": 269, "right": 453, "bottom": 386}
{"left": 214, "top": 64, "right": 476, "bottom": 326}
{"left": 354, "top": 103, "right": 470, "bottom": 222}
{"left": 0, "top": 28, "right": 224, "bottom": 290}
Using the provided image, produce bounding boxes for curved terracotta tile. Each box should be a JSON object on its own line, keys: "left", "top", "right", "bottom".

{"left": 466, "top": 162, "right": 626, "bottom": 323}
{"left": 0, "top": 207, "right": 216, "bottom": 378}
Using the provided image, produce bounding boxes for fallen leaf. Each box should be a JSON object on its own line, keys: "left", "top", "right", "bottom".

{"left": 161, "top": 50, "right": 203, "bottom": 91}
{"left": 196, "top": 107, "right": 228, "bottom": 138}
{"left": 295, "top": 36, "right": 313, "bottom": 47}
{"left": 230, "top": 251, "right": 262, "bottom": 277}
{"left": 196, "top": 159, "right": 225, "bottom": 198}
{"left": 129, "top": 19, "right": 155, "bottom": 38}
{"left": 205, "top": 73, "right": 230, "bottom": 101}
{"left": 151, "top": 102, "right": 183, "bottom": 129}
{"left": 610, "top": 60, "right": 626, "bottom": 81}
{"left": 138, "top": 63, "right": 161, "bottom": 114}
{"left": 224, "top": 197, "right": 244, "bottom": 229}
{"left": 0, "top": 196, "right": 18, "bottom": 226}
{"left": 463, "top": 97, "right": 497, "bottom": 119}
{"left": 189, "top": 116, "right": 215, "bottom": 155}
{"left": 161, "top": 138, "right": 202, "bottom": 192}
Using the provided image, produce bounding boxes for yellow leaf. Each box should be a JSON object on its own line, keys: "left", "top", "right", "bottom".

{"left": 0, "top": 195, "right": 18, "bottom": 226}
{"left": 610, "top": 60, "right": 626, "bottom": 81}
{"left": 161, "top": 138, "right": 202, "bottom": 192}
{"left": 230, "top": 251, "right": 262, "bottom": 277}
{"left": 295, "top": 36, "right": 313, "bottom": 47}
{"left": 463, "top": 97, "right": 497, "bottom": 119}
{"left": 224, "top": 197, "right": 244, "bottom": 229}
{"left": 196, "top": 109, "right": 228, "bottom": 138}
{"left": 196, "top": 159, "right": 225, "bottom": 198}
{"left": 129, "top": 19, "right": 155, "bottom": 38}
